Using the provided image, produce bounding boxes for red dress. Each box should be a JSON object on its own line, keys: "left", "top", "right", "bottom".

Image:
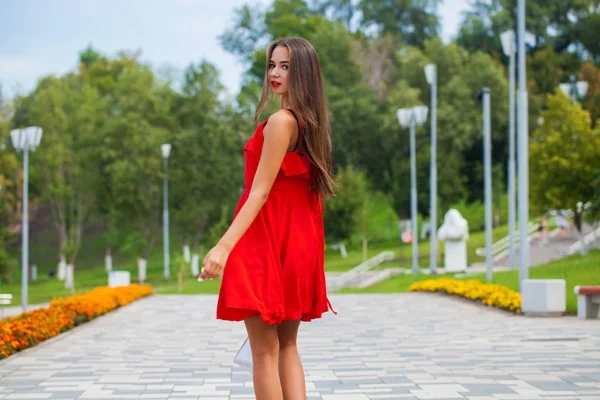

{"left": 216, "top": 114, "right": 336, "bottom": 325}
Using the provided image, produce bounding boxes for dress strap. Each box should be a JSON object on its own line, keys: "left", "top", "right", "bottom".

{"left": 285, "top": 109, "right": 303, "bottom": 152}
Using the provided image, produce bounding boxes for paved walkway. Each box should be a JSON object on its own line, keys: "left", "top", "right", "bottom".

{"left": 0, "top": 294, "right": 599, "bottom": 400}
{"left": 495, "top": 225, "right": 597, "bottom": 267}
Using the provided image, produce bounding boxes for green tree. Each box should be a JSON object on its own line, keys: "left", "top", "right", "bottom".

{"left": 572, "top": 2, "right": 600, "bottom": 63}
{"left": 324, "top": 165, "right": 368, "bottom": 247}
{"left": 101, "top": 61, "right": 176, "bottom": 281}
{"left": 78, "top": 52, "right": 142, "bottom": 271}
{"left": 359, "top": 0, "right": 441, "bottom": 47}
{"left": 459, "top": 0, "right": 596, "bottom": 58}
{"left": 580, "top": 62, "right": 600, "bottom": 129}
{"left": 351, "top": 34, "right": 399, "bottom": 100}
{"left": 171, "top": 61, "right": 243, "bottom": 276}
{"left": 12, "top": 75, "right": 105, "bottom": 289}
{"left": 79, "top": 45, "right": 107, "bottom": 69}
{"left": 456, "top": 0, "right": 509, "bottom": 55}
{"left": 530, "top": 90, "right": 600, "bottom": 255}
{"left": 311, "top": 0, "right": 360, "bottom": 31}
{"left": 219, "top": 4, "right": 269, "bottom": 62}
{"left": 0, "top": 87, "right": 19, "bottom": 282}
{"left": 380, "top": 40, "right": 509, "bottom": 216}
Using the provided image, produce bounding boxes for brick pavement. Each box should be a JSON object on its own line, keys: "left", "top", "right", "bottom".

{"left": 0, "top": 294, "right": 599, "bottom": 400}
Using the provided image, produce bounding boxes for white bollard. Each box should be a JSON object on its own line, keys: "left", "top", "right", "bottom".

{"left": 105, "top": 253, "right": 113, "bottom": 272}
{"left": 191, "top": 253, "right": 200, "bottom": 276}
{"left": 138, "top": 258, "right": 147, "bottom": 283}
{"left": 184, "top": 245, "right": 191, "bottom": 263}
{"left": 108, "top": 271, "right": 131, "bottom": 287}
{"left": 522, "top": 279, "right": 566, "bottom": 317}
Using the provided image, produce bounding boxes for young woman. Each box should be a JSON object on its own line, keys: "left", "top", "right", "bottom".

{"left": 198, "top": 37, "right": 337, "bottom": 399}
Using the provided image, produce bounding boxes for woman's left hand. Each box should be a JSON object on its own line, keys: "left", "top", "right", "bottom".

{"left": 199, "top": 243, "right": 231, "bottom": 280}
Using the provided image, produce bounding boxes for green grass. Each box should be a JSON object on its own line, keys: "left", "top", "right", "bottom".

{"left": 326, "top": 223, "right": 511, "bottom": 272}
{"left": 0, "top": 193, "right": 557, "bottom": 311}
{"left": 0, "top": 221, "right": 515, "bottom": 305}
{"left": 339, "top": 249, "right": 600, "bottom": 314}
{"left": 472, "top": 250, "right": 600, "bottom": 314}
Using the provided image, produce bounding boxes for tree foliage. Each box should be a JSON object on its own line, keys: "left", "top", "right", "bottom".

{"left": 530, "top": 91, "right": 600, "bottom": 230}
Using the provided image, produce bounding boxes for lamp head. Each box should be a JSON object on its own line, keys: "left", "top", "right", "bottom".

{"left": 424, "top": 64, "right": 436, "bottom": 85}
{"left": 161, "top": 143, "right": 172, "bottom": 158}
{"left": 500, "top": 30, "right": 516, "bottom": 56}
{"left": 28, "top": 126, "right": 43, "bottom": 149}
{"left": 558, "top": 83, "right": 571, "bottom": 97}
{"left": 576, "top": 81, "right": 589, "bottom": 99}
{"left": 10, "top": 126, "right": 43, "bottom": 152}
{"left": 412, "top": 105, "right": 429, "bottom": 126}
{"left": 396, "top": 108, "right": 413, "bottom": 128}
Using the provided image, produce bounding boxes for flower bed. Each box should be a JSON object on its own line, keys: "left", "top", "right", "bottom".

{"left": 409, "top": 278, "right": 521, "bottom": 314}
{"left": 0, "top": 284, "right": 153, "bottom": 359}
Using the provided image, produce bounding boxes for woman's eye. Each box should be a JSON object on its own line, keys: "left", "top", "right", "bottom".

{"left": 282, "top": 65, "right": 289, "bottom": 70}
{"left": 268, "top": 64, "right": 275, "bottom": 69}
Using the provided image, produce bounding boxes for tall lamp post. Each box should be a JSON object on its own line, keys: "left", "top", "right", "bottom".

{"left": 477, "top": 88, "right": 493, "bottom": 282}
{"left": 559, "top": 75, "right": 589, "bottom": 255}
{"left": 424, "top": 64, "right": 438, "bottom": 275}
{"left": 10, "top": 127, "right": 43, "bottom": 311}
{"left": 517, "top": 0, "right": 529, "bottom": 291}
{"left": 501, "top": 30, "right": 517, "bottom": 271}
{"left": 397, "top": 105, "right": 429, "bottom": 275}
{"left": 161, "top": 143, "right": 172, "bottom": 280}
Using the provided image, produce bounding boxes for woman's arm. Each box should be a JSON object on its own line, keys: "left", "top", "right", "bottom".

{"left": 199, "top": 110, "right": 297, "bottom": 279}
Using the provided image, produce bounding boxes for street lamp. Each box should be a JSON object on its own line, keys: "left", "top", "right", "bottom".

{"left": 517, "top": 0, "right": 529, "bottom": 291}
{"left": 477, "top": 88, "right": 493, "bottom": 282}
{"left": 424, "top": 63, "right": 438, "bottom": 276}
{"left": 161, "top": 143, "right": 172, "bottom": 280}
{"left": 10, "top": 126, "right": 43, "bottom": 311}
{"left": 559, "top": 75, "right": 589, "bottom": 105}
{"left": 397, "top": 105, "right": 428, "bottom": 275}
{"left": 501, "top": 29, "right": 517, "bottom": 271}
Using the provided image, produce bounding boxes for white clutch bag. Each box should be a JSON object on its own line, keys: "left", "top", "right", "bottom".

{"left": 233, "top": 337, "right": 253, "bottom": 373}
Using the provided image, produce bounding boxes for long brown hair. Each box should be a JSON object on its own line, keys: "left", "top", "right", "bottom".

{"left": 255, "top": 37, "right": 336, "bottom": 198}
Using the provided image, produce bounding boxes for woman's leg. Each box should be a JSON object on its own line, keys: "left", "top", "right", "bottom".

{"left": 277, "top": 320, "right": 306, "bottom": 400}
{"left": 244, "top": 316, "right": 283, "bottom": 400}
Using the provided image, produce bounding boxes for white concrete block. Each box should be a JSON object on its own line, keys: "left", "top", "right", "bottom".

{"left": 522, "top": 279, "right": 566, "bottom": 316}
{"left": 108, "top": 271, "right": 131, "bottom": 288}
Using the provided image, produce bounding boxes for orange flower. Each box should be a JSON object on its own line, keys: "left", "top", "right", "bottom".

{"left": 0, "top": 284, "right": 153, "bottom": 359}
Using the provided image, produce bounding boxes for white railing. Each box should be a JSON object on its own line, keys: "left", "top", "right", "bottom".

{"left": 564, "top": 225, "right": 600, "bottom": 255}
{"left": 329, "top": 251, "right": 395, "bottom": 291}
{"left": 476, "top": 222, "right": 539, "bottom": 260}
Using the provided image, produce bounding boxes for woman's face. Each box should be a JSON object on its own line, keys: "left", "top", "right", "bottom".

{"left": 268, "top": 45, "right": 289, "bottom": 96}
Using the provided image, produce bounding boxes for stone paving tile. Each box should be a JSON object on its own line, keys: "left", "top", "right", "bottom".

{"left": 0, "top": 294, "right": 599, "bottom": 399}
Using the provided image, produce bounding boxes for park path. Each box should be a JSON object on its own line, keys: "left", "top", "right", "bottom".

{"left": 0, "top": 294, "right": 599, "bottom": 400}
{"left": 494, "top": 224, "right": 597, "bottom": 268}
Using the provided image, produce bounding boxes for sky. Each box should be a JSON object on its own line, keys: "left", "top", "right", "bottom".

{"left": 0, "top": 0, "right": 470, "bottom": 99}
